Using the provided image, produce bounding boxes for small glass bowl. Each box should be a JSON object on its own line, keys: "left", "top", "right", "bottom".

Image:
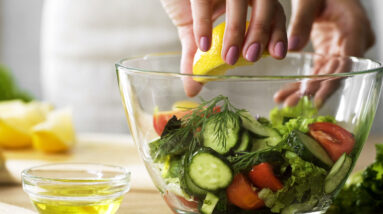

{"left": 22, "top": 163, "right": 131, "bottom": 214}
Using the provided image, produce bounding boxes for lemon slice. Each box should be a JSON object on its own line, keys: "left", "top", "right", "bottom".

{"left": 0, "top": 101, "right": 47, "bottom": 149}
{"left": 193, "top": 22, "right": 268, "bottom": 83}
{"left": 32, "top": 108, "right": 76, "bottom": 153}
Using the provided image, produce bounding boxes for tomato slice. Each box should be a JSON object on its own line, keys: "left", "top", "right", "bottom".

{"left": 248, "top": 163, "right": 283, "bottom": 192}
{"left": 153, "top": 106, "right": 221, "bottom": 136}
{"left": 309, "top": 122, "right": 355, "bottom": 162}
{"left": 226, "top": 173, "right": 264, "bottom": 210}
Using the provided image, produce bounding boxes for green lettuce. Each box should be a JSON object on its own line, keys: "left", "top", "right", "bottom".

{"left": 259, "top": 151, "right": 327, "bottom": 213}
{"left": 327, "top": 144, "right": 383, "bottom": 213}
{"left": 0, "top": 64, "right": 33, "bottom": 101}
{"left": 269, "top": 97, "right": 335, "bottom": 137}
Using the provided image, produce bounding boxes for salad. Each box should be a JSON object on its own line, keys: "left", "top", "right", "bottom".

{"left": 149, "top": 95, "right": 356, "bottom": 214}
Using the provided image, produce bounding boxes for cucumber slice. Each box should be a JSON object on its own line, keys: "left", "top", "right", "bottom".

{"left": 235, "top": 131, "right": 251, "bottom": 152}
{"left": 324, "top": 153, "right": 352, "bottom": 194}
{"left": 184, "top": 171, "right": 207, "bottom": 197}
{"left": 251, "top": 137, "right": 280, "bottom": 152}
{"left": 240, "top": 111, "right": 281, "bottom": 140}
{"left": 200, "top": 192, "right": 219, "bottom": 214}
{"left": 203, "top": 113, "right": 240, "bottom": 154}
{"left": 287, "top": 131, "right": 334, "bottom": 169}
{"left": 188, "top": 148, "right": 233, "bottom": 191}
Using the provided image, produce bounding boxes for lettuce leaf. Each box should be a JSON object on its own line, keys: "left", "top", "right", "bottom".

{"left": 269, "top": 97, "right": 335, "bottom": 137}
{"left": 0, "top": 64, "right": 33, "bottom": 101}
{"left": 259, "top": 151, "right": 327, "bottom": 213}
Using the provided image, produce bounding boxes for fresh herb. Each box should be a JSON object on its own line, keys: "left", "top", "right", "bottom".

{"left": 228, "top": 143, "right": 286, "bottom": 173}
{"left": 327, "top": 144, "right": 383, "bottom": 214}
{"left": 152, "top": 95, "right": 243, "bottom": 163}
{"left": 0, "top": 64, "right": 33, "bottom": 101}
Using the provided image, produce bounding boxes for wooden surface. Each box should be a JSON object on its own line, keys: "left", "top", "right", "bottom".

{"left": 0, "top": 134, "right": 382, "bottom": 214}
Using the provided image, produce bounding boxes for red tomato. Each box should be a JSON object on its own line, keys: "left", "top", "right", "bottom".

{"left": 153, "top": 106, "right": 221, "bottom": 136}
{"left": 226, "top": 174, "right": 265, "bottom": 210}
{"left": 309, "top": 122, "right": 355, "bottom": 162}
{"left": 248, "top": 163, "right": 283, "bottom": 192}
{"left": 153, "top": 110, "right": 191, "bottom": 135}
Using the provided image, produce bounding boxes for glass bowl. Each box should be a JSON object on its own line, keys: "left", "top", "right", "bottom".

{"left": 22, "top": 163, "right": 131, "bottom": 214}
{"left": 116, "top": 52, "right": 382, "bottom": 214}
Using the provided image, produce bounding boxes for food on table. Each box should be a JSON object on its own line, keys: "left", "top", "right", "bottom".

{"left": 0, "top": 100, "right": 47, "bottom": 148}
{"left": 0, "top": 100, "right": 76, "bottom": 153}
{"left": 327, "top": 144, "right": 383, "bottom": 214}
{"left": 150, "top": 95, "right": 356, "bottom": 214}
{"left": 32, "top": 108, "right": 76, "bottom": 153}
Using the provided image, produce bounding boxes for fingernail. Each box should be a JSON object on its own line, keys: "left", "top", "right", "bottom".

{"left": 274, "top": 42, "right": 286, "bottom": 58}
{"left": 245, "top": 43, "right": 261, "bottom": 62}
{"left": 288, "top": 36, "right": 300, "bottom": 50}
{"left": 200, "top": 36, "right": 210, "bottom": 52}
{"left": 226, "top": 46, "right": 239, "bottom": 65}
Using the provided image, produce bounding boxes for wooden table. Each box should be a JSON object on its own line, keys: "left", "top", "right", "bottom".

{"left": 0, "top": 134, "right": 382, "bottom": 214}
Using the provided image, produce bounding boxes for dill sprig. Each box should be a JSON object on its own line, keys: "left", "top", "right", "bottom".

{"left": 229, "top": 141, "right": 287, "bottom": 173}
{"left": 155, "top": 95, "right": 243, "bottom": 160}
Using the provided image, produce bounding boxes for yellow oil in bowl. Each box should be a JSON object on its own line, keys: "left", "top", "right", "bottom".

{"left": 22, "top": 163, "right": 131, "bottom": 214}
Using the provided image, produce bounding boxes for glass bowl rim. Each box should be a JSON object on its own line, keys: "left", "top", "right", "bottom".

{"left": 21, "top": 162, "right": 131, "bottom": 185}
{"left": 116, "top": 52, "right": 383, "bottom": 80}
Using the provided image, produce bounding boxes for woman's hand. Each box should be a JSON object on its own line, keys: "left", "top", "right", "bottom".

{"left": 274, "top": 0, "right": 375, "bottom": 107}
{"left": 160, "top": 0, "right": 288, "bottom": 97}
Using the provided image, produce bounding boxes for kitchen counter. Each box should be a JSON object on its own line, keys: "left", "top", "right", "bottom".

{"left": 0, "top": 133, "right": 382, "bottom": 214}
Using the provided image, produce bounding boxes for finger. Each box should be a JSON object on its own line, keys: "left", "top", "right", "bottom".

{"left": 284, "top": 91, "right": 302, "bottom": 107}
{"left": 242, "top": 0, "right": 276, "bottom": 62}
{"left": 288, "top": 0, "right": 324, "bottom": 51}
{"left": 273, "top": 82, "right": 300, "bottom": 103}
{"left": 268, "top": 3, "right": 287, "bottom": 59}
{"left": 178, "top": 26, "right": 203, "bottom": 97}
{"left": 190, "top": 0, "right": 212, "bottom": 52}
{"left": 314, "top": 78, "right": 340, "bottom": 108}
{"left": 222, "top": 0, "right": 248, "bottom": 65}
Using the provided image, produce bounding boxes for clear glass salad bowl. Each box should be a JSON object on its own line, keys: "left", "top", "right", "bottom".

{"left": 116, "top": 53, "right": 382, "bottom": 214}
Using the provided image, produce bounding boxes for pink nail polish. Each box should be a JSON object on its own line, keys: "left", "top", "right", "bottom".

{"left": 226, "top": 46, "right": 239, "bottom": 65}
{"left": 288, "top": 36, "right": 300, "bottom": 51}
{"left": 245, "top": 43, "right": 261, "bottom": 62}
{"left": 274, "top": 42, "right": 286, "bottom": 58}
{"left": 200, "top": 36, "right": 210, "bottom": 52}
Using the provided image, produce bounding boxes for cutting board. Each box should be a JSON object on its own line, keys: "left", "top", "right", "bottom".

{"left": 1, "top": 133, "right": 155, "bottom": 190}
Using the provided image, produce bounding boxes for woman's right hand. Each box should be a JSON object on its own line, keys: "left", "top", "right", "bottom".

{"left": 160, "top": 0, "right": 288, "bottom": 97}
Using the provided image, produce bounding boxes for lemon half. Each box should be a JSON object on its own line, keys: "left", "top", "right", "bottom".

{"left": 193, "top": 22, "right": 268, "bottom": 82}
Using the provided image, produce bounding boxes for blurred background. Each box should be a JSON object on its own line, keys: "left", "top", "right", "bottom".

{"left": 0, "top": 0, "right": 382, "bottom": 134}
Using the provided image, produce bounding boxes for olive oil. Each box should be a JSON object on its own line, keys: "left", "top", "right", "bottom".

{"left": 32, "top": 197, "right": 122, "bottom": 214}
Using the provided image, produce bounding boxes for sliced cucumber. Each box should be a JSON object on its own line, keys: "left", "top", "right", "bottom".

{"left": 235, "top": 131, "right": 251, "bottom": 152}
{"left": 184, "top": 171, "right": 207, "bottom": 197}
{"left": 203, "top": 113, "right": 240, "bottom": 154}
{"left": 200, "top": 192, "right": 219, "bottom": 214}
{"left": 240, "top": 111, "right": 281, "bottom": 140}
{"left": 287, "top": 131, "right": 334, "bottom": 169}
{"left": 324, "top": 153, "right": 352, "bottom": 194}
{"left": 251, "top": 137, "right": 280, "bottom": 152}
{"left": 188, "top": 148, "right": 233, "bottom": 191}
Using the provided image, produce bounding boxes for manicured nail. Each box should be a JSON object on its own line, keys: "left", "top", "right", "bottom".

{"left": 245, "top": 43, "right": 261, "bottom": 62}
{"left": 274, "top": 42, "right": 286, "bottom": 58}
{"left": 200, "top": 36, "right": 210, "bottom": 52}
{"left": 288, "top": 36, "right": 300, "bottom": 50}
{"left": 226, "top": 46, "right": 239, "bottom": 65}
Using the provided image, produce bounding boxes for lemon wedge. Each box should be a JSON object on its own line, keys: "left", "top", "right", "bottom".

{"left": 193, "top": 22, "right": 268, "bottom": 82}
{"left": 32, "top": 108, "right": 75, "bottom": 153}
{"left": 0, "top": 101, "right": 47, "bottom": 149}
